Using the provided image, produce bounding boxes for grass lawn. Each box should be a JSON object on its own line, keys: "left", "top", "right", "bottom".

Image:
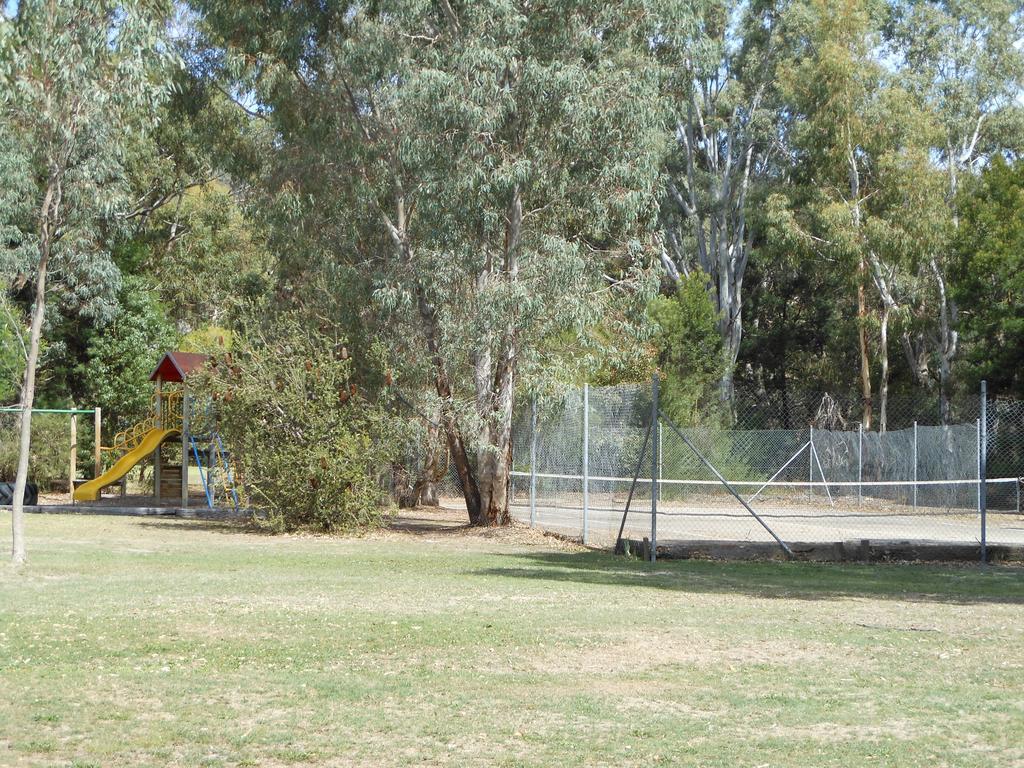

{"left": 1, "top": 510, "right": 1023, "bottom": 767}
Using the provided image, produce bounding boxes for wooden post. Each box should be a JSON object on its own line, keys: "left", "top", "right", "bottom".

{"left": 93, "top": 407, "right": 102, "bottom": 479}
{"left": 69, "top": 413, "right": 77, "bottom": 500}
{"left": 181, "top": 389, "right": 189, "bottom": 509}
{"left": 154, "top": 377, "right": 162, "bottom": 501}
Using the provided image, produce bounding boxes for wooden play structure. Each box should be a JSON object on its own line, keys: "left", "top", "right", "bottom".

{"left": 73, "top": 351, "right": 238, "bottom": 510}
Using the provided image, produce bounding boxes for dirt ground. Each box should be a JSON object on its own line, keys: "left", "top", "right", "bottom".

{"left": 369, "top": 504, "right": 586, "bottom": 551}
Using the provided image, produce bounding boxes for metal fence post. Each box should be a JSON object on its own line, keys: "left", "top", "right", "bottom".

{"left": 858, "top": 423, "right": 863, "bottom": 506}
{"left": 808, "top": 425, "right": 814, "bottom": 501}
{"left": 93, "top": 407, "right": 102, "bottom": 480}
{"left": 980, "top": 381, "right": 987, "bottom": 564}
{"left": 658, "top": 422, "right": 663, "bottom": 501}
{"left": 650, "top": 375, "right": 659, "bottom": 563}
{"left": 582, "top": 383, "right": 590, "bottom": 545}
{"left": 69, "top": 413, "right": 77, "bottom": 499}
{"left": 913, "top": 421, "right": 918, "bottom": 513}
{"left": 529, "top": 395, "right": 537, "bottom": 528}
{"left": 976, "top": 416, "right": 982, "bottom": 560}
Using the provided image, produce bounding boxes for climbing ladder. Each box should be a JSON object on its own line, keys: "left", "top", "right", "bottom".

{"left": 190, "top": 433, "right": 240, "bottom": 513}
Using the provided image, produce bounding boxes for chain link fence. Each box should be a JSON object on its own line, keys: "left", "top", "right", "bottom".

{"left": 505, "top": 380, "right": 1024, "bottom": 557}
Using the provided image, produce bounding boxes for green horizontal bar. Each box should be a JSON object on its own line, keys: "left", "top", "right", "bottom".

{"left": 0, "top": 407, "right": 96, "bottom": 414}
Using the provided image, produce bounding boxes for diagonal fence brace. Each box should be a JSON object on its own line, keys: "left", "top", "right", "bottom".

{"left": 746, "top": 440, "right": 811, "bottom": 504}
{"left": 809, "top": 440, "right": 835, "bottom": 507}
{"left": 659, "top": 412, "right": 794, "bottom": 559}
{"left": 614, "top": 421, "right": 653, "bottom": 555}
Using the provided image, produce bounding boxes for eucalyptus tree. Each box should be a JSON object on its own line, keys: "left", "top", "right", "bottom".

{"left": 952, "top": 157, "right": 1024, "bottom": 397}
{"left": 771, "top": 0, "right": 895, "bottom": 427}
{"left": 193, "top": 1, "right": 667, "bottom": 525}
{"left": 860, "top": 140, "right": 949, "bottom": 431}
{"left": 0, "top": 0, "right": 173, "bottom": 563}
{"left": 657, "top": 0, "right": 784, "bottom": 405}
{"left": 771, "top": 0, "right": 955, "bottom": 431}
{"left": 886, "top": 0, "right": 1024, "bottom": 421}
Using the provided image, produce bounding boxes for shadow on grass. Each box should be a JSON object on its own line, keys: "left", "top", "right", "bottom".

{"left": 135, "top": 511, "right": 473, "bottom": 538}
{"left": 475, "top": 550, "right": 1024, "bottom": 605}
{"left": 387, "top": 514, "right": 474, "bottom": 535}
{"left": 135, "top": 518, "right": 272, "bottom": 536}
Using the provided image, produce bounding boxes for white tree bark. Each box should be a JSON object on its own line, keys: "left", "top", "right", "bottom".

{"left": 869, "top": 254, "right": 901, "bottom": 434}
{"left": 663, "top": 78, "right": 765, "bottom": 404}
{"left": 930, "top": 256, "right": 957, "bottom": 424}
{"left": 848, "top": 144, "right": 873, "bottom": 430}
{"left": 11, "top": 178, "right": 59, "bottom": 565}
{"left": 473, "top": 187, "right": 521, "bottom": 526}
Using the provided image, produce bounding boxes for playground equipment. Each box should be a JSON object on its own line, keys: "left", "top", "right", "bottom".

{"left": 189, "top": 432, "right": 241, "bottom": 511}
{"left": 72, "top": 415, "right": 181, "bottom": 501}
{"left": 72, "top": 351, "right": 239, "bottom": 511}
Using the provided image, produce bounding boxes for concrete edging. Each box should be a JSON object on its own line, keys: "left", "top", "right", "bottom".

{"left": 623, "top": 538, "right": 1024, "bottom": 563}
{"left": 16, "top": 504, "right": 252, "bottom": 521}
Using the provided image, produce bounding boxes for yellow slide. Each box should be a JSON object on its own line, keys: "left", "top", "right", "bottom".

{"left": 73, "top": 428, "right": 180, "bottom": 502}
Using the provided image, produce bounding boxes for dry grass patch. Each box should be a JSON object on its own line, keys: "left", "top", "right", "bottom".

{"left": 1, "top": 510, "right": 1022, "bottom": 768}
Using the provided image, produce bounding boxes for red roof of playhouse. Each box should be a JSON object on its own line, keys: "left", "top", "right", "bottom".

{"left": 149, "top": 351, "right": 209, "bottom": 383}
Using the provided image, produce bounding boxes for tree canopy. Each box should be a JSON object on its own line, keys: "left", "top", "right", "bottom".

{"left": 2, "top": 0, "right": 1023, "bottom": 551}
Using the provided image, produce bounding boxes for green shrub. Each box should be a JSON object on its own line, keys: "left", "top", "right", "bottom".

{"left": 195, "top": 321, "right": 400, "bottom": 532}
{"left": 649, "top": 272, "right": 726, "bottom": 427}
{"left": 0, "top": 412, "right": 77, "bottom": 491}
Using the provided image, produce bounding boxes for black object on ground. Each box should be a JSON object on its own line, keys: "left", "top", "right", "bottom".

{"left": 0, "top": 482, "right": 39, "bottom": 506}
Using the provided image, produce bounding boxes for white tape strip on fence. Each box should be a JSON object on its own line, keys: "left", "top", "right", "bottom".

{"left": 507, "top": 502, "right": 1005, "bottom": 520}
{"left": 510, "top": 470, "right": 1018, "bottom": 488}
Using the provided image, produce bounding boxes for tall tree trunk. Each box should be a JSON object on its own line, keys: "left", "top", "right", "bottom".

{"left": 849, "top": 148, "right": 872, "bottom": 430}
{"left": 717, "top": 240, "right": 744, "bottom": 406}
{"left": 665, "top": 75, "right": 763, "bottom": 411}
{"left": 414, "top": 415, "right": 443, "bottom": 507}
{"left": 385, "top": 196, "right": 482, "bottom": 521}
{"left": 869, "top": 254, "right": 899, "bottom": 434}
{"left": 474, "top": 347, "right": 514, "bottom": 526}
{"left": 931, "top": 149, "right": 963, "bottom": 425}
{"left": 931, "top": 257, "right": 956, "bottom": 424}
{"left": 857, "top": 272, "right": 872, "bottom": 429}
{"left": 472, "top": 188, "right": 521, "bottom": 526}
{"left": 780, "top": 297, "right": 792, "bottom": 429}
{"left": 900, "top": 327, "right": 932, "bottom": 390}
{"left": 397, "top": 416, "right": 444, "bottom": 508}
{"left": 11, "top": 182, "right": 56, "bottom": 565}
{"left": 878, "top": 304, "right": 889, "bottom": 434}
{"left": 418, "top": 481, "right": 439, "bottom": 507}
{"left": 924, "top": 147, "right": 969, "bottom": 424}
{"left": 417, "top": 291, "right": 481, "bottom": 521}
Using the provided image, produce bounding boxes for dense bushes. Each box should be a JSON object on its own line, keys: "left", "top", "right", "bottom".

{"left": 0, "top": 413, "right": 83, "bottom": 491}
{"left": 649, "top": 273, "right": 726, "bottom": 427}
{"left": 197, "top": 322, "right": 400, "bottom": 532}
